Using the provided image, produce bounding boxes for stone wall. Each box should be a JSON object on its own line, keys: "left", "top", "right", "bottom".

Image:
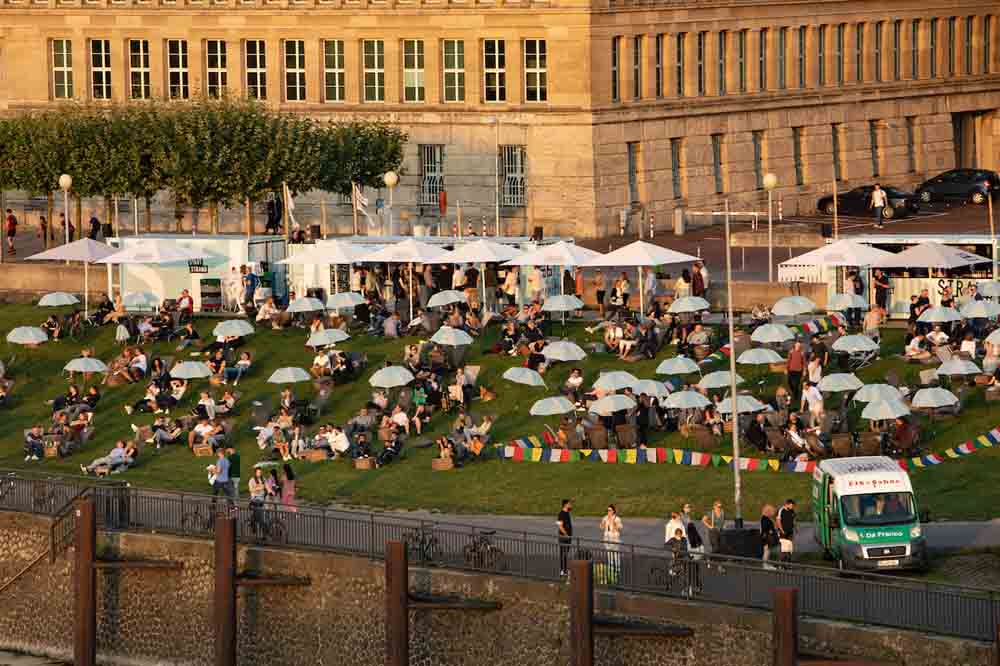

{"left": 0, "top": 264, "right": 107, "bottom": 304}
{"left": 0, "top": 511, "right": 992, "bottom": 666}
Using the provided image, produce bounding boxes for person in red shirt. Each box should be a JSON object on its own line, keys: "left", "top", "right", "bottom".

{"left": 786, "top": 340, "right": 806, "bottom": 404}
{"left": 5, "top": 209, "right": 17, "bottom": 255}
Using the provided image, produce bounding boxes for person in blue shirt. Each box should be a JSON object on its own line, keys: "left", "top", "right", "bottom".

{"left": 241, "top": 265, "right": 260, "bottom": 309}
{"left": 212, "top": 448, "right": 234, "bottom": 501}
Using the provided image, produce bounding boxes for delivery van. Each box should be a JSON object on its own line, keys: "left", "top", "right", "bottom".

{"left": 812, "top": 456, "right": 927, "bottom": 571}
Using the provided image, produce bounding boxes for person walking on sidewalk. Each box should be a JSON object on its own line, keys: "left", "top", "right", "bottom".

{"left": 777, "top": 499, "right": 797, "bottom": 563}
{"left": 870, "top": 184, "right": 888, "bottom": 229}
{"left": 600, "top": 504, "right": 623, "bottom": 579}
{"left": 5, "top": 208, "right": 17, "bottom": 255}
{"left": 557, "top": 498, "right": 573, "bottom": 576}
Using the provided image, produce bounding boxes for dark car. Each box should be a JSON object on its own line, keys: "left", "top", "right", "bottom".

{"left": 916, "top": 168, "right": 1000, "bottom": 205}
{"left": 817, "top": 185, "right": 919, "bottom": 220}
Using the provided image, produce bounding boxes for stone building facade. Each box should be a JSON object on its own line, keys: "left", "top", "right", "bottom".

{"left": 0, "top": 0, "right": 999, "bottom": 238}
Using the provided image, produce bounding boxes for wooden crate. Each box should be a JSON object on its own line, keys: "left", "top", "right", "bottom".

{"left": 43, "top": 443, "right": 60, "bottom": 459}
{"left": 192, "top": 443, "right": 214, "bottom": 457}
{"left": 302, "top": 449, "right": 328, "bottom": 462}
{"left": 987, "top": 388, "right": 1000, "bottom": 402}
{"left": 769, "top": 362, "right": 787, "bottom": 374}
{"left": 354, "top": 457, "right": 374, "bottom": 470}
{"left": 431, "top": 457, "right": 454, "bottom": 471}
{"left": 975, "top": 374, "right": 993, "bottom": 386}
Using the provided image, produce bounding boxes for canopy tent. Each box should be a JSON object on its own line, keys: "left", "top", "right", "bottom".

{"left": 655, "top": 356, "right": 700, "bottom": 375}
{"left": 750, "top": 323, "right": 796, "bottom": 344}
{"left": 38, "top": 292, "right": 79, "bottom": 308}
{"left": 871, "top": 242, "right": 991, "bottom": 269}
{"left": 267, "top": 367, "right": 312, "bottom": 384}
{"left": 96, "top": 242, "right": 217, "bottom": 265}
{"left": 503, "top": 240, "right": 603, "bottom": 268}
{"left": 503, "top": 367, "right": 547, "bottom": 388}
{"left": 363, "top": 239, "right": 451, "bottom": 320}
{"left": 780, "top": 240, "right": 895, "bottom": 267}
{"left": 530, "top": 396, "right": 574, "bottom": 416}
{"left": 771, "top": 295, "right": 816, "bottom": 317}
{"left": 668, "top": 296, "right": 711, "bottom": 314}
{"left": 583, "top": 240, "right": 698, "bottom": 315}
{"left": 589, "top": 394, "right": 636, "bottom": 416}
{"left": 26, "top": 238, "right": 118, "bottom": 317}
{"left": 438, "top": 239, "right": 522, "bottom": 313}
{"left": 541, "top": 340, "right": 587, "bottom": 362}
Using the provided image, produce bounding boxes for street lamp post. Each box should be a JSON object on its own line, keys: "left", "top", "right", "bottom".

{"left": 59, "top": 174, "right": 73, "bottom": 246}
{"left": 763, "top": 173, "right": 778, "bottom": 283}
{"left": 383, "top": 171, "right": 399, "bottom": 237}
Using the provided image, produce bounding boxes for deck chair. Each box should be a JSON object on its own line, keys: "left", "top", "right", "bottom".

{"left": 585, "top": 424, "right": 609, "bottom": 449}
{"left": 919, "top": 368, "right": 940, "bottom": 387}
{"left": 688, "top": 424, "right": 716, "bottom": 452}
{"left": 765, "top": 428, "right": 789, "bottom": 457}
{"left": 857, "top": 432, "right": 882, "bottom": 456}
{"left": 849, "top": 349, "right": 878, "bottom": 371}
{"left": 614, "top": 424, "right": 638, "bottom": 449}
{"left": 830, "top": 433, "right": 854, "bottom": 457}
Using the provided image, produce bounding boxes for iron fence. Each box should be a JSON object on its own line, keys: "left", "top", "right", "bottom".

{"left": 1, "top": 472, "right": 998, "bottom": 642}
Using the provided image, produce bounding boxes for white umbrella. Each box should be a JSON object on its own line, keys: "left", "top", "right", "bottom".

{"left": 431, "top": 326, "right": 474, "bottom": 347}
{"left": 542, "top": 341, "right": 587, "bottom": 362}
{"left": 594, "top": 370, "right": 639, "bottom": 392}
{"left": 96, "top": 241, "right": 216, "bottom": 265}
{"left": 935, "top": 358, "right": 981, "bottom": 377}
{"left": 427, "top": 290, "right": 468, "bottom": 309}
{"left": 736, "top": 348, "right": 784, "bottom": 365}
{"left": 27, "top": 238, "right": 118, "bottom": 318}
{"left": 668, "top": 296, "right": 711, "bottom": 313}
{"left": 751, "top": 324, "right": 796, "bottom": 344}
{"left": 369, "top": 366, "right": 415, "bottom": 389}
{"left": 977, "top": 281, "right": 1000, "bottom": 298}
{"left": 872, "top": 242, "right": 991, "bottom": 270}
{"left": 960, "top": 300, "right": 1000, "bottom": 319}
{"left": 780, "top": 239, "right": 896, "bottom": 267}
{"left": 503, "top": 367, "right": 546, "bottom": 388}
{"left": 917, "top": 306, "right": 962, "bottom": 324}
{"left": 307, "top": 329, "right": 351, "bottom": 348}
{"left": 583, "top": 240, "right": 698, "bottom": 314}
{"left": 213, "top": 319, "right": 254, "bottom": 338}
{"left": 832, "top": 334, "right": 879, "bottom": 353}
{"left": 38, "top": 292, "right": 79, "bottom": 307}
{"left": 530, "top": 396, "right": 575, "bottom": 416}
{"left": 698, "top": 370, "right": 744, "bottom": 390}
{"left": 771, "top": 295, "right": 816, "bottom": 316}
{"left": 363, "top": 239, "right": 451, "bottom": 320}
{"left": 327, "top": 292, "right": 367, "bottom": 310}
{"left": 286, "top": 297, "right": 325, "bottom": 314}
{"left": 827, "top": 293, "right": 869, "bottom": 311}
{"left": 631, "top": 379, "right": 671, "bottom": 399}
{"left": 170, "top": 361, "right": 212, "bottom": 379}
{"left": 6, "top": 326, "right": 47, "bottom": 346}
{"left": 853, "top": 383, "right": 903, "bottom": 403}
{"left": 123, "top": 291, "right": 159, "bottom": 311}
{"left": 861, "top": 398, "right": 911, "bottom": 421}
{"left": 911, "top": 387, "right": 959, "bottom": 409}
{"left": 656, "top": 356, "right": 700, "bottom": 375}
{"left": 542, "top": 295, "right": 585, "bottom": 312}
{"left": 716, "top": 394, "right": 767, "bottom": 414}
{"left": 279, "top": 241, "right": 370, "bottom": 296}
{"left": 987, "top": 329, "right": 1000, "bottom": 346}
{"left": 64, "top": 357, "right": 109, "bottom": 374}
{"left": 267, "top": 367, "right": 312, "bottom": 384}
{"left": 589, "top": 394, "right": 637, "bottom": 416}
{"left": 504, "top": 240, "right": 604, "bottom": 268}
{"left": 440, "top": 239, "right": 521, "bottom": 264}
{"left": 663, "top": 390, "right": 711, "bottom": 410}
{"left": 818, "top": 373, "right": 864, "bottom": 393}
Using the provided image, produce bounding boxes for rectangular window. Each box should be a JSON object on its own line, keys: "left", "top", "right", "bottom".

{"left": 737, "top": 30, "right": 747, "bottom": 92}
{"left": 964, "top": 16, "right": 974, "bottom": 75}
{"left": 655, "top": 34, "right": 663, "bottom": 97}
{"left": 675, "top": 33, "right": 686, "bottom": 96}
{"left": 324, "top": 40, "right": 345, "bottom": 102}
{"left": 442, "top": 39, "right": 465, "bottom": 103}
{"left": 752, "top": 130, "right": 764, "bottom": 190}
{"left": 418, "top": 144, "right": 444, "bottom": 206}
{"left": 836, "top": 24, "right": 845, "bottom": 84}
{"left": 874, "top": 22, "right": 883, "bottom": 81}
{"left": 930, "top": 18, "right": 938, "bottom": 78}
{"left": 697, "top": 32, "right": 706, "bottom": 96}
{"left": 792, "top": 126, "right": 804, "bottom": 186}
{"left": 611, "top": 36, "right": 620, "bottom": 101}
{"left": 797, "top": 26, "right": 807, "bottom": 87}
{"left": 892, "top": 20, "right": 901, "bottom": 80}
{"left": 711, "top": 133, "right": 724, "bottom": 194}
{"left": 403, "top": 39, "right": 425, "bottom": 103}
{"left": 206, "top": 40, "right": 227, "bottom": 98}
{"left": 245, "top": 39, "right": 267, "bottom": 100}
{"left": 717, "top": 31, "right": 727, "bottom": 95}
{"left": 483, "top": 39, "right": 506, "bottom": 102}
{"left": 500, "top": 145, "right": 527, "bottom": 207}
{"left": 670, "top": 138, "right": 683, "bottom": 199}
{"left": 52, "top": 39, "right": 74, "bottom": 99}
{"left": 832, "top": 123, "right": 843, "bottom": 181}
{"left": 869, "top": 120, "right": 880, "bottom": 177}
{"left": 363, "top": 39, "right": 385, "bottom": 102}
{"left": 284, "top": 39, "right": 306, "bottom": 102}
{"left": 911, "top": 20, "right": 920, "bottom": 78}
{"left": 758, "top": 29, "right": 768, "bottom": 90}
{"left": 128, "top": 39, "right": 150, "bottom": 100}
{"left": 525, "top": 39, "right": 547, "bottom": 102}
{"left": 167, "top": 39, "right": 189, "bottom": 100}
{"left": 777, "top": 27, "right": 787, "bottom": 89}
{"left": 985, "top": 16, "right": 992, "bottom": 74}
{"left": 632, "top": 36, "right": 642, "bottom": 99}
{"left": 947, "top": 17, "right": 956, "bottom": 76}
{"left": 90, "top": 39, "right": 111, "bottom": 100}
{"left": 627, "top": 142, "right": 640, "bottom": 204}
{"left": 818, "top": 25, "right": 826, "bottom": 86}
{"left": 906, "top": 116, "right": 917, "bottom": 172}
{"left": 855, "top": 24, "right": 864, "bottom": 82}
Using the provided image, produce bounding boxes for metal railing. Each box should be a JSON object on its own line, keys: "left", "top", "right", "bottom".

{"left": 0, "top": 472, "right": 997, "bottom": 642}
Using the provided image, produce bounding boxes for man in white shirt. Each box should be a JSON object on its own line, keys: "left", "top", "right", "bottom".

{"left": 383, "top": 312, "right": 400, "bottom": 338}
{"left": 351, "top": 267, "right": 363, "bottom": 293}
{"left": 327, "top": 426, "right": 351, "bottom": 455}
{"left": 906, "top": 334, "right": 931, "bottom": 360}
{"left": 452, "top": 265, "right": 466, "bottom": 290}
{"left": 800, "top": 382, "right": 825, "bottom": 427}
{"left": 870, "top": 184, "right": 888, "bottom": 229}
{"left": 926, "top": 325, "right": 950, "bottom": 347}
{"left": 128, "top": 352, "right": 148, "bottom": 381}
{"left": 177, "top": 289, "right": 194, "bottom": 318}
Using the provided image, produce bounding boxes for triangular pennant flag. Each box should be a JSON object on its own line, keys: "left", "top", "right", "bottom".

{"left": 513, "top": 448, "right": 525, "bottom": 461}
{"left": 897, "top": 458, "right": 909, "bottom": 471}
{"left": 527, "top": 436, "right": 543, "bottom": 448}
{"left": 711, "top": 454, "right": 722, "bottom": 467}
{"left": 657, "top": 448, "right": 668, "bottom": 463}
{"left": 624, "top": 449, "right": 637, "bottom": 464}
{"left": 542, "top": 431, "right": 557, "bottom": 446}
{"left": 681, "top": 450, "right": 692, "bottom": 466}
{"left": 673, "top": 449, "right": 684, "bottom": 464}
{"left": 636, "top": 448, "right": 647, "bottom": 464}
{"left": 598, "top": 450, "right": 609, "bottom": 463}
{"left": 721, "top": 455, "right": 733, "bottom": 464}
{"left": 945, "top": 448, "right": 960, "bottom": 458}
{"left": 607, "top": 450, "right": 618, "bottom": 464}
{"left": 768, "top": 459, "right": 780, "bottom": 471}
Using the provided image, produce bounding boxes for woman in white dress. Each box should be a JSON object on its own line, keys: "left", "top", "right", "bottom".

{"left": 600, "top": 504, "right": 623, "bottom": 579}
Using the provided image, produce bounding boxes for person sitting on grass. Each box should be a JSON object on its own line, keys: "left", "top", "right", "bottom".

{"left": 23, "top": 425, "right": 45, "bottom": 461}
{"left": 351, "top": 432, "right": 373, "bottom": 459}
{"left": 175, "top": 321, "right": 201, "bottom": 351}
{"left": 189, "top": 417, "right": 224, "bottom": 451}
{"left": 206, "top": 349, "right": 226, "bottom": 380}
{"left": 49, "top": 384, "right": 81, "bottom": 414}
{"left": 41, "top": 314, "right": 63, "bottom": 341}
{"left": 927, "top": 325, "right": 950, "bottom": 348}
{"left": 224, "top": 351, "right": 252, "bottom": 385}
{"left": 195, "top": 390, "right": 216, "bottom": 420}
{"left": 905, "top": 333, "right": 932, "bottom": 361}
{"left": 80, "top": 439, "right": 134, "bottom": 476}
{"left": 141, "top": 418, "right": 184, "bottom": 449}
{"left": 215, "top": 390, "right": 237, "bottom": 416}
{"left": 389, "top": 405, "right": 410, "bottom": 436}
{"left": 311, "top": 349, "right": 332, "bottom": 377}
{"left": 375, "top": 431, "right": 403, "bottom": 467}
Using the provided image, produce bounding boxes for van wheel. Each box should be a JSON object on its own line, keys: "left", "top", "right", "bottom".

{"left": 971, "top": 191, "right": 987, "bottom": 205}
{"left": 881, "top": 206, "right": 895, "bottom": 220}
{"left": 823, "top": 201, "right": 836, "bottom": 215}
{"left": 919, "top": 190, "right": 932, "bottom": 203}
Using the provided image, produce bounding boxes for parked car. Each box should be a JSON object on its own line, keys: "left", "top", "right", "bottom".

{"left": 915, "top": 168, "right": 1000, "bottom": 205}
{"left": 817, "top": 185, "right": 919, "bottom": 220}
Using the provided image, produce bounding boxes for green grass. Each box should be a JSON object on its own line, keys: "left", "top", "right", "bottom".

{"left": 2, "top": 304, "right": 999, "bottom": 520}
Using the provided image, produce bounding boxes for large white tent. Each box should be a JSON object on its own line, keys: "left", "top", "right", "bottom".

{"left": 583, "top": 240, "right": 698, "bottom": 314}
{"left": 438, "top": 239, "right": 521, "bottom": 311}
{"left": 363, "top": 239, "right": 451, "bottom": 320}
{"left": 503, "top": 240, "right": 603, "bottom": 268}
{"left": 278, "top": 240, "right": 370, "bottom": 294}
{"left": 780, "top": 239, "right": 895, "bottom": 267}
{"left": 871, "top": 242, "right": 991, "bottom": 269}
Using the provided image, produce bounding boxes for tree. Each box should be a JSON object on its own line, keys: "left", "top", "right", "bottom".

{"left": 317, "top": 121, "right": 407, "bottom": 196}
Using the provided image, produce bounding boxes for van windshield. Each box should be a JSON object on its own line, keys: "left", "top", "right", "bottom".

{"left": 840, "top": 492, "right": 916, "bottom": 526}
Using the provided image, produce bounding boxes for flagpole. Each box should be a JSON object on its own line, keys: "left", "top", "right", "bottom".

{"left": 351, "top": 182, "right": 359, "bottom": 237}
{"left": 724, "top": 198, "right": 743, "bottom": 529}
{"left": 282, "top": 181, "right": 290, "bottom": 238}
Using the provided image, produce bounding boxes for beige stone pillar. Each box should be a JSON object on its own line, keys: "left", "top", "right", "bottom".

{"left": 684, "top": 32, "right": 698, "bottom": 96}
{"left": 150, "top": 38, "right": 166, "bottom": 99}
{"left": 623, "top": 34, "right": 637, "bottom": 101}
{"left": 970, "top": 16, "right": 982, "bottom": 75}
{"left": 902, "top": 20, "right": 915, "bottom": 80}
{"left": 915, "top": 20, "right": 929, "bottom": 79}
{"left": 705, "top": 30, "right": 719, "bottom": 96}
{"left": 265, "top": 39, "right": 281, "bottom": 107}
{"left": 383, "top": 38, "right": 400, "bottom": 104}
{"left": 506, "top": 38, "right": 522, "bottom": 104}
{"left": 932, "top": 19, "right": 944, "bottom": 78}
{"left": 725, "top": 30, "right": 741, "bottom": 94}
{"left": 664, "top": 33, "right": 678, "bottom": 97}
{"left": 862, "top": 22, "right": 876, "bottom": 83}
{"left": 304, "top": 38, "right": 321, "bottom": 103}
{"left": 766, "top": 28, "right": 779, "bottom": 91}
{"left": 226, "top": 39, "right": 243, "bottom": 98}
{"left": 750, "top": 29, "right": 764, "bottom": 91}
{"left": 805, "top": 25, "right": 819, "bottom": 88}
{"left": 424, "top": 38, "right": 440, "bottom": 105}
{"left": 344, "top": 39, "right": 359, "bottom": 104}
{"left": 187, "top": 39, "right": 203, "bottom": 99}
{"left": 645, "top": 33, "right": 658, "bottom": 99}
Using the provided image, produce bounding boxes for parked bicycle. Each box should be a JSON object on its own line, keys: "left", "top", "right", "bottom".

{"left": 463, "top": 530, "right": 504, "bottom": 570}
{"left": 403, "top": 526, "right": 442, "bottom": 564}
{"left": 245, "top": 504, "right": 288, "bottom": 545}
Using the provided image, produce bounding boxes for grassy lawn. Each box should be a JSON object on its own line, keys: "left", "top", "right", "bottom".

{"left": 1, "top": 303, "right": 998, "bottom": 521}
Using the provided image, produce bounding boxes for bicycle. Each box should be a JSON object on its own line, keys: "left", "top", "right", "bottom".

{"left": 244, "top": 503, "right": 288, "bottom": 545}
{"left": 402, "top": 526, "right": 442, "bottom": 564}
{"left": 463, "top": 530, "right": 504, "bottom": 570}
{"left": 180, "top": 503, "right": 216, "bottom": 532}
{"left": 32, "top": 481, "right": 63, "bottom": 514}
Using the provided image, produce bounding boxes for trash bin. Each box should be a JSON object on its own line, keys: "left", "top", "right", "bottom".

{"left": 310, "top": 223, "right": 321, "bottom": 240}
